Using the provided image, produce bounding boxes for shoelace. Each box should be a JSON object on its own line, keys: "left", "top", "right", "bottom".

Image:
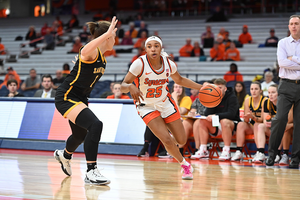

{"left": 182, "top": 165, "right": 191, "bottom": 174}
{"left": 92, "top": 168, "right": 105, "bottom": 178}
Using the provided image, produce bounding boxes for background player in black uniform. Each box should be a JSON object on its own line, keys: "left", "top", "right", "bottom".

{"left": 54, "top": 16, "right": 118, "bottom": 185}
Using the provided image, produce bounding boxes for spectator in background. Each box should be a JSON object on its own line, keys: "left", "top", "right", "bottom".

{"left": 128, "top": 22, "right": 138, "bottom": 38}
{"left": 52, "top": 70, "right": 65, "bottom": 90}
{"left": 53, "top": 16, "right": 64, "bottom": 34}
{"left": 40, "top": 22, "right": 51, "bottom": 36}
{"left": 120, "top": 31, "right": 133, "bottom": 45}
{"left": 191, "top": 41, "right": 204, "bottom": 57}
{"left": 67, "top": 36, "right": 82, "bottom": 54}
{"left": 0, "top": 37, "right": 6, "bottom": 55}
{"left": 0, "top": 67, "right": 21, "bottom": 89}
{"left": 43, "top": 29, "right": 55, "bottom": 50}
{"left": 62, "top": 63, "right": 71, "bottom": 77}
{"left": 217, "top": 27, "right": 226, "bottom": 39}
{"left": 21, "top": 68, "right": 41, "bottom": 91}
{"left": 224, "top": 42, "right": 240, "bottom": 61}
{"left": 261, "top": 71, "right": 275, "bottom": 97}
{"left": 153, "top": 30, "right": 159, "bottom": 36}
{"left": 210, "top": 41, "right": 224, "bottom": 61}
{"left": 6, "top": 79, "right": 24, "bottom": 97}
{"left": 25, "top": 26, "right": 37, "bottom": 48}
{"left": 223, "top": 63, "right": 243, "bottom": 82}
{"left": 238, "top": 25, "right": 253, "bottom": 44}
{"left": 100, "top": 82, "right": 115, "bottom": 98}
{"left": 34, "top": 74, "right": 56, "bottom": 98}
{"left": 234, "top": 81, "right": 249, "bottom": 110}
{"left": 65, "top": 14, "right": 79, "bottom": 31}
{"left": 201, "top": 25, "right": 214, "bottom": 48}
{"left": 189, "top": 88, "right": 199, "bottom": 102}
{"left": 106, "top": 83, "right": 130, "bottom": 99}
{"left": 265, "top": 28, "right": 279, "bottom": 47}
{"left": 179, "top": 38, "right": 193, "bottom": 57}
{"left": 137, "top": 21, "right": 149, "bottom": 38}
{"left": 93, "top": 10, "right": 103, "bottom": 21}
{"left": 133, "top": 31, "right": 147, "bottom": 48}
{"left": 223, "top": 31, "right": 232, "bottom": 50}
{"left": 130, "top": 47, "right": 146, "bottom": 65}
{"left": 79, "top": 25, "right": 91, "bottom": 43}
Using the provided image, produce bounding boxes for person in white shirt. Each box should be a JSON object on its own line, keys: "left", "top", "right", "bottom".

{"left": 34, "top": 74, "right": 56, "bottom": 98}
{"left": 261, "top": 71, "right": 275, "bottom": 96}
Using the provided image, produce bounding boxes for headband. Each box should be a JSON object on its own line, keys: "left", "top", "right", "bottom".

{"left": 145, "top": 36, "right": 169, "bottom": 57}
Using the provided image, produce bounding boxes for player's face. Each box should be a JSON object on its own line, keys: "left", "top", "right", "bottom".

{"left": 146, "top": 41, "right": 161, "bottom": 59}
{"left": 288, "top": 17, "right": 300, "bottom": 38}
{"left": 250, "top": 83, "right": 261, "bottom": 97}
{"left": 8, "top": 83, "right": 17, "bottom": 93}
{"left": 268, "top": 86, "right": 278, "bottom": 103}
{"left": 235, "top": 83, "right": 243, "bottom": 93}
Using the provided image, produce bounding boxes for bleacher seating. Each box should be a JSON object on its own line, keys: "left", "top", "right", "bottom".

{"left": 0, "top": 14, "right": 289, "bottom": 97}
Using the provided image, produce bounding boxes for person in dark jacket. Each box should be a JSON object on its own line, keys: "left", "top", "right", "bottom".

{"left": 192, "top": 78, "right": 240, "bottom": 161}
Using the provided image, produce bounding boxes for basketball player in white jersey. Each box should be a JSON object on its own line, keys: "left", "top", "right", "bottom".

{"left": 121, "top": 36, "right": 203, "bottom": 180}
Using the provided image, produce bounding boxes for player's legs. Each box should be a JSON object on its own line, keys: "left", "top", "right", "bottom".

{"left": 256, "top": 123, "right": 270, "bottom": 149}
{"left": 148, "top": 117, "right": 184, "bottom": 162}
{"left": 236, "top": 122, "right": 253, "bottom": 147}
{"left": 198, "top": 119, "right": 216, "bottom": 158}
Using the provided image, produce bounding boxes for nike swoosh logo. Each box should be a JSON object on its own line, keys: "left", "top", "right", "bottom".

{"left": 162, "top": 97, "right": 167, "bottom": 102}
{"left": 145, "top": 72, "right": 152, "bottom": 75}
{"left": 202, "top": 88, "right": 213, "bottom": 92}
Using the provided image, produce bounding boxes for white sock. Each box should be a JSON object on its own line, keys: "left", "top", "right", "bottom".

{"left": 200, "top": 144, "right": 207, "bottom": 152}
{"left": 180, "top": 158, "right": 190, "bottom": 166}
{"left": 223, "top": 146, "right": 230, "bottom": 152}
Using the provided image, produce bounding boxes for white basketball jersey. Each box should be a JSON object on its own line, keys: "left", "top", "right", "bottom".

{"left": 133, "top": 54, "right": 177, "bottom": 105}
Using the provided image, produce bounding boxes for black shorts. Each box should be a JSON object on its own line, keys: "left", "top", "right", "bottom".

{"left": 55, "top": 88, "right": 88, "bottom": 118}
{"left": 209, "top": 120, "right": 239, "bottom": 137}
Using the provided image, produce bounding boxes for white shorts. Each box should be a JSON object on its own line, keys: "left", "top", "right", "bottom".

{"left": 136, "top": 93, "right": 181, "bottom": 125}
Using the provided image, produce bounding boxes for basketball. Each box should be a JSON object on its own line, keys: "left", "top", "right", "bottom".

{"left": 198, "top": 84, "right": 222, "bottom": 108}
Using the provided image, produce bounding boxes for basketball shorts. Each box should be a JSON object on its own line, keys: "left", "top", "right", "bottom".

{"left": 209, "top": 120, "right": 239, "bottom": 137}
{"left": 55, "top": 88, "right": 88, "bottom": 118}
{"left": 137, "top": 93, "right": 181, "bottom": 125}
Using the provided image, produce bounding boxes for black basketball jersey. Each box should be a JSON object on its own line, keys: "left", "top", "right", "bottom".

{"left": 263, "top": 98, "right": 277, "bottom": 118}
{"left": 60, "top": 47, "right": 106, "bottom": 97}
{"left": 249, "top": 95, "right": 266, "bottom": 124}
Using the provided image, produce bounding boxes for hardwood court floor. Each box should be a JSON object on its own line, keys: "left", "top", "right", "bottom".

{"left": 1, "top": 149, "right": 300, "bottom": 200}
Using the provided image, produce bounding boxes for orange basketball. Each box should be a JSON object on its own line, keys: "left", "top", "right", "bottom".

{"left": 198, "top": 84, "right": 222, "bottom": 108}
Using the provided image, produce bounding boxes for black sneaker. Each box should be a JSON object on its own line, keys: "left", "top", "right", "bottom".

{"left": 137, "top": 147, "right": 149, "bottom": 157}
{"left": 157, "top": 150, "right": 172, "bottom": 158}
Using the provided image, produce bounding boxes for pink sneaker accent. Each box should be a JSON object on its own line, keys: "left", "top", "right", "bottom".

{"left": 181, "top": 165, "right": 193, "bottom": 180}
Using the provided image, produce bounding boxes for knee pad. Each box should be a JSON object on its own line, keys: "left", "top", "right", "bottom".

{"left": 88, "top": 120, "right": 103, "bottom": 143}
{"left": 75, "top": 108, "right": 103, "bottom": 143}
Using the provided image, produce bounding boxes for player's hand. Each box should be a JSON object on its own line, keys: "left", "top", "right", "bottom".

{"left": 107, "top": 16, "right": 118, "bottom": 37}
{"left": 129, "top": 85, "right": 144, "bottom": 104}
{"left": 206, "top": 115, "right": 214, "bottom": 122}
{"left": 265, "top": 121, "right": 272, "bottom": 128}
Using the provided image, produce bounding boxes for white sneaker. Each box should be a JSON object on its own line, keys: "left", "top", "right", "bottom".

{"left": 275, "top": 154, "right": 281, "bottom": 163}
{"left": 231, "top": 150, "right": 243, "bottom": 161}
{"left": 279, "top": 154, "right": 289, "bottom": 166}
{"left": 54, "top": 149, "right": 72, "bottom": 176}
{"left": 191, "top": 150, "right": 209, "bottom": 159}
{"left": 85, "top": 166, "right": 111, "bottom": 185}
{"left": 219, "top": 150, "right": 231, "bottom": 161}
{"left": 252, "top": 152, "right": 265, "bottom": 164}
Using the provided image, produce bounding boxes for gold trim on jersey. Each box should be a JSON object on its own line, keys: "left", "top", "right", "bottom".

{"left": 267, "top": 99, "right": 277, "bottom": 114}
{"left": 62, "top": 85, "right": 83, "bottom": 118}
{"left": 90, "top": 75, "right": 99, "bottom": 87}
{"left": 249, "top": 95, "right": 265, "bottom": 111}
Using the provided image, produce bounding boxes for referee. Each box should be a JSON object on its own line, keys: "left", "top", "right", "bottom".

{"left": 266, "top": 15, "right": 300, "bottom": 168}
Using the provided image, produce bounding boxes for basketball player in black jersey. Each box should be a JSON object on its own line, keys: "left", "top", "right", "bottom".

{"left": 54, "top": 16, "right": 118, "bottom": 185}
